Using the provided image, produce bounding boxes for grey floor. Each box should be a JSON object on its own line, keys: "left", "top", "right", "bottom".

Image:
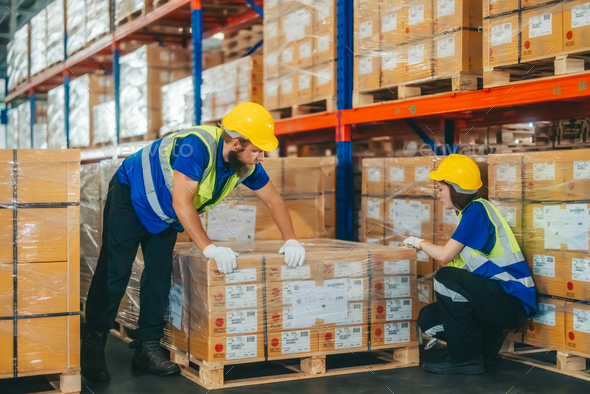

{"left": 4, "top": 334, "right": 590, "bottom": 394}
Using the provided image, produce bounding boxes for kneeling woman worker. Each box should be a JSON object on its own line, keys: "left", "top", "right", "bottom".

{"left": 403, "top": 154, "right": 536, "bottom": 375}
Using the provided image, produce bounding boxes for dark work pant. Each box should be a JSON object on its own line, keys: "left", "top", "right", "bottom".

{"left": 417, "top": 266, "right": 527, "bottom": 362}
{"left": 85, "top": 174, "right": 177, "bottom": 348}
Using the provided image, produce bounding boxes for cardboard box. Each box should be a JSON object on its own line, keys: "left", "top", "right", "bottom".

{"left": 384, "top": 236, "right": 433, "bottom": 276}
{"left": 487, "top": 153, "right": 524, "bottom": 200}
{"left": 489, "top": 198, "right": 524, "bottom": 248}
{"left": 190, "top": 333, "right": 265, "bottom": 363}
{"left": 524, "top": 296, "right": 566, "bottom": 351}
{"left": 371, "top": 321, "right": 418, "bottom": 349}
{"left": 565, "top": 301, "right": 590, "bottom": 354}
{"left": 361, "top": 196, "right": 386, "bottom": 244}
{"left": 433, "top": 30, "right": 483, "bottom": 77}
{"left": 380, "top": 49, "right": 405, "bottom": 86}
{"left": 380, "top": 3, "right": 405, "bottom": 48}
{"left": 297, "top": 69, "right": 313, "bottom": 105}
{"left": 362, "top": 158, "right": 386, "bottom": 195}
{"left": 279, "top": 73, "right": 298, "bottom": 108}
{"left": 521, "top": 4, "right": 563, "bottom": 62}
{"left": 313, "top": 61, "right": 336, "bottom": 99}
{"left": 385, "top": 156, "right": 437, "bottom": 197}
{"left": 403, "top": 0, "right": 434, "bottom": 42}
{"left": 280, "top": 42, "right": 298, "bottom": 76}
{"left": 266, "top": 277, "right": 370, "bottom": 305}
{"left": 254, "top": 195, "right": 325, "bottom": 240}
{"left": 433, "top": 0, "right": 483, "bottom": 34}
{"left": 318, "top": 324, "right": 369, "bottom": 352}
{"left": 372, "top": 275, "right": 418, "bottom": 299}
{"left": 264, "top": 78, "right": 280, "bottom": 109}
{"left": 314, "top": 0, "right": 336, "bottom": 33}
{"left": 371, "top": 297, "right": 420, "bottom": 323}
{"left": 404, "top": 40, "right": 433, "bottom": 82}
{"left": 187, "top": 255, "right": 263, "bottom": 287}
{"left": 483, "top": 0, "right": 518, "bottom": 18}
{"left": 357, "top": 0, "right": 379, "bottom": 19}
{"left": 563, "top": 0, "right": 590, "bottom": 53}
{"left": 267, "top": 329, "right": 319, "bottom": 357}
{"left": 265, "top": 50, "right": 280, "bottom": 79}
{"left": 194, "top": 308, "right": 264, "bottom": 337}
{"left": 365, "top": 246, "right": 418, "bottom": 276}
{"left": 297, "top": 38, "right": 314, "bottom": 69}
{"left": 268, "top": 301, "right": 369, "bottom": 331}
{"left": 325, "top": 192, "right": 336, "bottom": 229}
{"left": 192, "top": 283, "right": 264, "bottom": 310}
{"left": 355, "top": 55, "right": 381, "bottom": 90}
{"left": 279, "top": 7, "right": 314, "bottom": 45}
{"left": 283, "top": 156, "right": 325, "bottom": 194}
{"left": 314, "top": 33, "right": 336, "bottom": 64}
{"left": 483, "top": 13, "right": 520, "bottom": 67}
{"left": 0, "top": 319, "right": 12, "bottom": 375}
{"left": 264, "top": 20, "right": 280, "bottom": 52}
{"left": 385, "top": 197, "right": 435, "bottom": 239}
{"left": 434, "top": 200, "right": 459, "bottom": 242}
{"left": 418, "top": 279, "right": 434, "bottom": 310}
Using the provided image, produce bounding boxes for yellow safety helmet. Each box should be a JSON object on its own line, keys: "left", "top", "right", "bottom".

{"left": 222, "top": 102, "right": 278, "bottom": 151}
{"left": 429, "top": 154, "right": 483, "bottom": 192}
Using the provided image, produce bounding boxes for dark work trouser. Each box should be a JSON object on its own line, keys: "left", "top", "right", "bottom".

{"left": 85, "top": 174, "right": 178, "bottom": 348}
{"left": 417, "top": 266, "right": 527, "bottom": 362}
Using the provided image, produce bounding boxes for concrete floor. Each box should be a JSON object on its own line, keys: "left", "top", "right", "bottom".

{"left": 4, "top": 334, "right": 590, "bottom": 394}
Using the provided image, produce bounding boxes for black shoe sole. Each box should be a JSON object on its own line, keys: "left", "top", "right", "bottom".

{"left": 423, "top": 364, "right": 485, "bottom": 375}
{"left": 81, "top": 370, "right": 110, "bottom": 383}
{"left": 132, "top": 357, "right": 181, "bottom": 377}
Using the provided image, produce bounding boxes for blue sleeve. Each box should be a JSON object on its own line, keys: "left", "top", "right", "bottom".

{"left": 171, "top": 136, "right": 210, "bottom": 182}
{"left": 451, "top": 202, "right": 496, "bottom": 255}
{"left": 242, "top": 163, "right": 270, "bottom": 191}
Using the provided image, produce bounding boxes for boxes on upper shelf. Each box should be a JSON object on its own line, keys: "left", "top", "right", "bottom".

{"left": 433, "top": 0, "right": 482, "bottom": 34}
{"left": 483, "top": 0, "right": 518, "bottom": 18}
{"left": 520, "top": 3, "right": 563, "bottom": 62}
{"left": 483, "top": 12, "right": 519, "bottom": 67}
{"left": 563, "top": 0, "right": 590, "bottom": 53}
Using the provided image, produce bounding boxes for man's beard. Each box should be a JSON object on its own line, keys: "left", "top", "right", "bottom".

{"left": 228, "top": 149, "right": 253, "bottom": 178}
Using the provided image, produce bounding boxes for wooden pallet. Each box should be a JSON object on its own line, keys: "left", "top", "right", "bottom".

{"left": 484, "top": 53, "right": 590, "bottom": 88}
{"left": 116, "top": 6, "right": 150, "bottom": 28}
{"left": 171, "top": 345, "right": 419, "bottom": 390}
{"left": 269, "top": 96, "right": 337, "bottom": 121}
{"left": 500, "top": 340, "right": 590, "bottom": 382}
{"left": 109, "top": 321, "right": 136, "bottom": 344}
{"left": 1, "top": 372, "right": 81, "bottom": 394}
{"left": 353, "top": 72, "right": 482, "bottom": 108}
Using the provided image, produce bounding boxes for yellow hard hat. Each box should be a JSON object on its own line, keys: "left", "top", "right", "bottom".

{"left": 429, "top": 154, "right": 483, "bottom": 191}
{"left": 222, "top": 102, "right": 278, "bottom": 151}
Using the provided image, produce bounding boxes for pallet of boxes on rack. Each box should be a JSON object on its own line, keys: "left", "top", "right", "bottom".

{"left": 160, "top": 239, "right": 419, "bottom": 389}
{"left": 483, "top": 0, "right": 590, "bottom": 88}
{"left": 66, "top": 0, "right": 110, "bottom": 57}
{"left": 0, "top": 150, "right": 81, "bottom": 391}
{"left": 263, "top": 0, "right": 337, "bottom": 119}
{"left": 353, "top": 0, "right": 483, "bottom": 107}
{"left": 6, "top": 98, "right": 48, "bottom": 149}
{"left": 6, "top": 25, "right": 29, "bottom": 93}
{"left": 115, "top": 0, "right": 152, "bottom": 27}
{"left": 496, "top": 149, "right": 590, "bottom": 378}
{"left": 29, "top": 0, "right": 65, "bottom": 77}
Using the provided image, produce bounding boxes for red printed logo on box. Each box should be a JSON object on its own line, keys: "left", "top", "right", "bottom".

{"left": 215, "top": 344, "right": 224, "bottom": 353}
{"left": 215, "top": 318, "right": 224, "bottom": 327}
{"left": 271, "top": 338, "right": 280, "bottom": 347}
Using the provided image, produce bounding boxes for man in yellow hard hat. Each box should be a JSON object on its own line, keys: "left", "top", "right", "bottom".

{"left": 403, "top": 154, "right": 536, "bottom": 375}
{"left": 82, "top": 103, "right": 306, "bottom": 381}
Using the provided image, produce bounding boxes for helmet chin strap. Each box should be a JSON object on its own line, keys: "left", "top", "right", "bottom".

{"left": 222, "top": 124, "right": 247, "bottom": 140}
{"left": 448, "top": 181, "right": 478, "bottom": 195}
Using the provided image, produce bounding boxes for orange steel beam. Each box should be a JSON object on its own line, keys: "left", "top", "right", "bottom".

{"left": 114, "top": 0, "right": 192, "bottom": 41}
{"left": 274, "top": 112, "right": 338, "bottom": 135}
{"left": 6, "top": 62, "right": 66, "bottom": 102}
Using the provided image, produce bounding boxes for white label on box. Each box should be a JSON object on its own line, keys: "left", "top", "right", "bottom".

{"left": 367, "top": 238, "right": 381, "bottom": 244}
{"left": 572, "top": 4, "right": 590, "bottom": 28}
{"left": 99, "top": 77, "right": 111, "bottom": 87}
{"left": 266, "top": 80, "right": 279, "bottom": 96}
{"left": 317, "top": 1, "right": 330, "bottom": 21}
{"left": 418, "top": 283, "right": 430, "bottom": 303}
{"left": 389, "top": 241, "right": 403, "bottom": 248}
{"left": 226, "top": 335, "right": 257, "bottom": 360}
{"left": 282, "top": 330, "right": 311, "bottom": 354}
{"left": 390, "top": 166, "right": 404, "bottom": 181}
{"left": 408, "top": 5, "right": 425, "bottom": 25}
{"left": 437, "top": 36, "right": 455, "bottom": 58}
{"left": 385, "top": 322, "right": 410, "bottom": 344}
{"left": 300, "top": 41, "right": 312, "bottom": 59}
{"left": 391, "top": 200, "right": 422, "bottom": 237}
{"left": 497, "top": 163, "right": 517, "bottom": 182}
{"left": 282, "top": 47, "right": 293, "bottom": 63}
{"left": 360, "top": 20, "right": 373, "bottom": 39}
{"left": 415, "top": 166, "right": 431, "bottom": 181}
{"left": 317, "top": 35, "right": 331, "bottom": 53}
{"left": 284, "top": 9, "right": 309, "bottom": 42}
{"left": 443, "top": 208, "right": 459, "bottom": 224}
{"left": 367, "top": 199, "right": 382, "bottom": 220}
{"left": 573, "top": 309, "right": 590, "bottom": 333}
{"left": 299, "top": 73, "right": 311, "bottom": 90}
{"left": 334, "top": 261, "right": 363, "bottom": 277}
{"left": 408, "top": 44, "right": 425, "bottom": 65}
{"left": 281, "top": 265, "right": 311, "bottom": 280}
{"left": 227, "top": 310, "right": 258, "bottom": 334}
{"left": 282, "top": 280, "right": 316, "bottom": 304}
{"left": 160, "top": 51, "right": 170, "bottom": 61}
{"left": 382, "top": 12, "right": 397, "bottom": 32}
{"left": 359, "top": 57, "right": 373, "bottom": 75}
{"left": 318, "top": 67, "right": 332, "bottom": 85}
{"left": 207, "top": 204, "right": 256, "bottom": 242}
{"left": 381, "top": 51, "right": 398, "bottom": 70}
{"left": 491, "top": 23, "right": 513, "bottom": 46}
{"left": 335, "top": 326, "right": 363, "bottom": 349}
{"left": 417, "top": 250, "right": 429, "bottom": 262}
{"left": 225, "top": 268, "right": 257, "bottom": 284}
{"left": 533, "top": 207, "right": 544, "bottom": 228}
{"left": 543, "top": 205, "right": 589, "bottom": 251}
{"left": 281, "top": 77, "right": 293, "bottom": 94}
{"left": 532, "top": 254, "right": 555, "bottom": 278}
{"left": 437, "top": 0, "right": 455, "bottom": 17}
{"left": 348, "top": 278, "right": 365, "bottom": 301}
{"left": 384, "top": 259, "right": 411, "bottom": 275}
{"left": 533, "top": 162, "right": 555, "bottom": 181}
{"left": 367, "top": 167, "right": 382, "bottom": 182}
{"left": 266, "top": 52, "right": 278, "bottom": 66}
{"left": 384, "top": 276, "right": 412, "bottom": 298}
{"left": 574, "top": 161, "right": 590, "bottom": 179}
{"left": 533, "top": 303, "right": 556, "bottom": 326}
{"left": 337, "top": 302, "right": 364, "bottom": 325}
{"left": 169, "top": 283, "right": 183, "bottom": 330}
{"left": 572, "top": 258, "right": 590, "bottom": 282}
{"left": 529, "top": 13, "right": 552, "bottom": 38}
{"left": 226, "top": 285, "right": 257, "bottom": 308}
{"left": 496, "top": 204, "right": 517, "bottom": 227}
{"left": 160, "top": 71, "right": 171, "bottom": 83}
{"left": 386, "top": 299, "right": 413, "bottom": 321}
{"left": 421, "top": 203, "right": 431, "bottom": 222}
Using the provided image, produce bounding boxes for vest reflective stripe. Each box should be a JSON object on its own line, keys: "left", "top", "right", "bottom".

{"left": 425, "top": 324, "right": 444, "bottom": 337}
{"left": 141, "top": 146, "right": 176, "bottom": 224}
{"left": 491, "top": 272, "right": 535, "bottom": 288}
{"left": 434, "top": 278, "right": 469, "bottom": 302}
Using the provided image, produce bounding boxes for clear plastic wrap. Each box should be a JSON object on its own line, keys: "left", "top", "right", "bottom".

{"left": 67, "top": 0, "right": 87, "bottom": 56}
{"left": 93, "top": 100, "right": 117, "bottom": 145}
{"left": 0, "top": 150, "right": 80, "bottom": 377}
{"left": 160, "top": 239, "right": 419, "bottom": 363}
{"left": 160, "top": 76, "right": 194, "bottom": 136}
{"left": 7, "top": 26, "right": 29, "bottom": 92}
{"left": 47, "top": 85, "right": 67, "bottom": 149}
{"left": 17, "top": 102, "right": 31, "bottom": 149}
{"left": 46, "top": 0, "right": 65, "bottom": 66}
{"left": 30, "top": 9, "right": 48, "bottom": 76}
{"left": 87, "top": 0, "right": 110, "bottom": 43}
{"left": 6, "top": 108, "right": 18, "bottom": 149}
{"left": 80, "top": 163, "right": 101, "bottom": 300}
{"left": 69, "top": 74, "right": 91, "bottom": 147}
{"left": 115, "top": 0, "right": 145, "bottom": 25}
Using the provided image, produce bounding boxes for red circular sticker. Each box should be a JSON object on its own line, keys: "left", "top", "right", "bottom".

{"left": 215, "top": 344, "right": 223, "bottom": 353}
{"left": 567, "top": 282, "right": 574, "bottom": 291}
{"left": 489, "top": 4, "right": 493, "bottom": 10}
{"left": 405, "top": 28, "right": 410, "bottom": 34}
{"left": 524, "top": 41, "right": 531, "bottom": 50}
{"left": 568, "top": 183, "right": 575, "bottom": 190}
{"left": 375, "top": 328, "right": 383, "bottom": 337}
{"left": 528, "top": 322, "right": 535, "bottom": 332}
{"left": 271, "top": 338, "right": 280, "bottom": 347}
{"left": 375, "top": 282, "right": 383, "bottom": 291}
{"left": 566, "top": 31, "right": 573, "bottom": 40}
{"left": 214, "top": 293, "right": 223, "bottom": 301}
{"left": 272, "top": 288, "right": 280, "bottom": 297}
{"left": 490, "top": 48, "right": 493, "bottom": 56}
{"left": 569, "top": 332, "right": 575, "bottom": 341}
{"left": 214, "top": 270, "right": 221, "bottom": 275}
{"left": 272, "top": 313, "right": 280, "bottom": 322}
{"left": 377, "top": 305, "right": 384, "bottom": 314}
{"left": 215, "top": 318, "right": 224, "bottom": 327}
{"left": 325, "top": 333, "right": 333, "bottom": 341}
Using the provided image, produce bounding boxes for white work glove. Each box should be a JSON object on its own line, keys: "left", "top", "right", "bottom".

{"left": 279, "top": 239, "right": 306, "bottom": 267}
{"left": 203, "top": 244, "right": 239, "bottom": 274}
{"left": 403, "top": 236, "right": 425, "bottom": 250}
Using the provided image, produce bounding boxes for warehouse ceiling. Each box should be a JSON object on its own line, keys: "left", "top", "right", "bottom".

{"left": 0, "top": 0, "right": 54, "bottom": 79}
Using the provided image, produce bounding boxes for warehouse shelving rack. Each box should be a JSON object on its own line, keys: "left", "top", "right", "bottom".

{"left": 6, "top": 0, "right": 590, "bottom": 241}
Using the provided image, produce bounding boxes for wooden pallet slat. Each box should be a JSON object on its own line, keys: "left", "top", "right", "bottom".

{"left": 269, "top": 96, "right": 337, "bottom": 121}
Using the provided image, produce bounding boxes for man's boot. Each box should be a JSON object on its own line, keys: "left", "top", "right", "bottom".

{"left": 81, "top": 330, "right": 110, "bottom": 382}
{"left": 423, "top": 354, "right": 485, "bottom": 375}
{"left": 132, "top": 340, "right": 181, "bottom": 376}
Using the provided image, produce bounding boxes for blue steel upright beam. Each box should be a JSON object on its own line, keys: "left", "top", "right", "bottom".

{"left": 113, "top": 42, "right": 121, "bottom": 144}
{"left": 191, "top": 0, "right": 203, "bottom": 125}
{"left": 244, "top": 0, "right": 263, "bottom": 16}
{"left": 335, "top": 0, "right": 354, "bottom": 241}
{"left": 63, "top": 70, "right": 70, "bottom": 148}
{"left": 444, "top": 119, "right": 457, "bottom": 154}
{"left": 29, "top": 90, "right": 36, "bottom": 148}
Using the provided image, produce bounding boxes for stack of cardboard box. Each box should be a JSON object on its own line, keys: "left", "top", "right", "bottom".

{"left": 6, "top": 25, "right": 29, "bottom": 92}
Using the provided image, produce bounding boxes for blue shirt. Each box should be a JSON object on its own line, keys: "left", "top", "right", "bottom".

{"left": 117, "top": 135, "right": 269, "bottom": 234}
{"left": 451, "top": 201, "right": 496, "bottom": 255}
